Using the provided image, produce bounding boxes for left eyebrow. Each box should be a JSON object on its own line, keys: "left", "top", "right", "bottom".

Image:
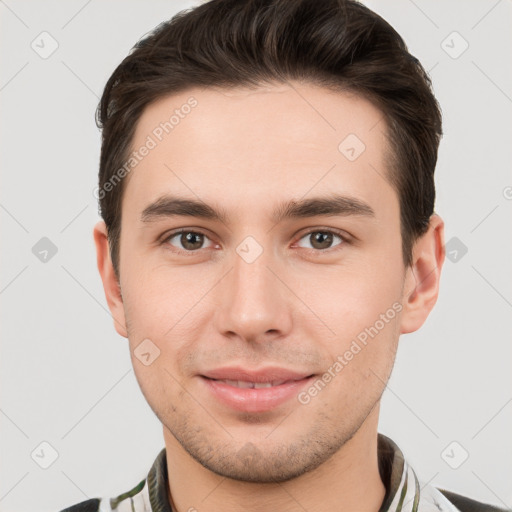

{"left": 271, "top": 194, "right": 375, "bottom": 222}
{"left": 140, "top": 193, "right": 375, "bottom": 224}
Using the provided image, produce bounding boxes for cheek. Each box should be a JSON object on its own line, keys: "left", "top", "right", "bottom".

{"left": 306, "top": 311, "right": 400, "bottom": 415}
{"left": 121, "top": 262, "right": 214, "bottom": 369}
{"left": 294, "top": 256, "right": 403, "bottom": 397}
{"left": 297, "top": 257, "right": 404, "bottom": 336}
{"left": 122, "top": 252, "right": 204, "bottom": 325}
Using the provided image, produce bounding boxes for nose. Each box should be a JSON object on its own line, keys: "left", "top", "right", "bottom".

{"left": 213, "top": 244, "right": 293, "bottom": 344}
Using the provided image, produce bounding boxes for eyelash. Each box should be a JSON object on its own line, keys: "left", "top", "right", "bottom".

{"left": 160, "top": 228, "right": 351, "bottom": 256}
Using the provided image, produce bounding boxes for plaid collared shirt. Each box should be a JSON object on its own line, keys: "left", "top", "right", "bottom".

{"left": 60, "top": 434, "right": 507, "bottom": 512}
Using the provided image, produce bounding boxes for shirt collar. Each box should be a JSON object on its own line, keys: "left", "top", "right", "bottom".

{"left": 146, "top": 445, "right": 172, "bottom": 512}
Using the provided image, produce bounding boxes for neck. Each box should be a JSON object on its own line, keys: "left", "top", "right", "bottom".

{"left": 163, "top": 406, "right": 386, "bottom": 512}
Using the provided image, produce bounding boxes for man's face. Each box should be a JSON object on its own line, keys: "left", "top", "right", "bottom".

{"left": 113, "top": 82, "right": 408, "bottom": 481}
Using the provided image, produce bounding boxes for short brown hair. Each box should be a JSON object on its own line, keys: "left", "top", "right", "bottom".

{"left": 96, "top": 0, "right": 442, "bottom": 279}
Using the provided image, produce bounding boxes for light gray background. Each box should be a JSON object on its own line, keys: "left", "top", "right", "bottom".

{"left": 1, "top": 1, "right": 511, "bottom": 511}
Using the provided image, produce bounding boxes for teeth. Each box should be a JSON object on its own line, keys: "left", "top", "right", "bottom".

{"left": 219, "top": 379, "right": 287, "bottom": 388}
{"left": 254, "top": 382, "right": 272, "bottom": 389}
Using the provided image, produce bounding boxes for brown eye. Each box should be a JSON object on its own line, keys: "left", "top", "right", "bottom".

{"left": 165, "top": 231, "right": 213, "bottom": 252}
{"left": 296, "top": 230, "right": 344, "bottom": 251}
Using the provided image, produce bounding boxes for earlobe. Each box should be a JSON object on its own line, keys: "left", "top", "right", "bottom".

{"left": 399, "top": 214, "right": 445, "bottom": 335}
{"left": 93, "top": 220, "right": 128, "bottom": 338}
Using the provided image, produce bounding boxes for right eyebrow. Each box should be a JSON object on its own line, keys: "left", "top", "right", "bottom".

{"left": 141, "top": 196, "right": 229, "bottom": 224}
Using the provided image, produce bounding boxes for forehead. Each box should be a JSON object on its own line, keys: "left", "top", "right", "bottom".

{"left": 121, "top": 82, "right": 396, "bottom": 224}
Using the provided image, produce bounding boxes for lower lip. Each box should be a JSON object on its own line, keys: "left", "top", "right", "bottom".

{"left": 200, "top": 376, "right": 314, "bottom": 413}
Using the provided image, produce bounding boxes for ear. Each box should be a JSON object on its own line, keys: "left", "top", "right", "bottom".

{"left": 93, "top": 220, "right": 128, "bottom": 338}
{"left": 399, "top": 214, "right": 445, "bottom": 334}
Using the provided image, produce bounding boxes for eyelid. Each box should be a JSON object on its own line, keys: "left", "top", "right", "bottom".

{"left": 160, "top": 228, "right": 217, "bottom": 254}
{"left": 295, "top": 226, "right": 351, "bottom": 242}
{"left": 160, "top": 226, "right": 352, "bottom": 255}
{"left": 292, "top": 226, "right": 351, "bottom": 252}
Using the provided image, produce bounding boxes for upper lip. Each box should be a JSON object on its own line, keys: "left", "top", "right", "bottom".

{"left": 201, "top": 367, "right": 314, "bottom": 383}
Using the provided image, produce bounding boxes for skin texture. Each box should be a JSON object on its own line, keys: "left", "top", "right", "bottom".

{"left": 94, "top": 81, "right": 445, "bottom": 512}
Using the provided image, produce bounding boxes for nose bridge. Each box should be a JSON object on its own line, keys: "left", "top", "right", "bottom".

{"left": 214, "top": 239, "right": 292, "bottom": 342}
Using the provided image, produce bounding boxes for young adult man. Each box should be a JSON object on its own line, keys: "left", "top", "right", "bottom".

{"left": 61, "top": 0, "right": 508, "bottom": 510}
